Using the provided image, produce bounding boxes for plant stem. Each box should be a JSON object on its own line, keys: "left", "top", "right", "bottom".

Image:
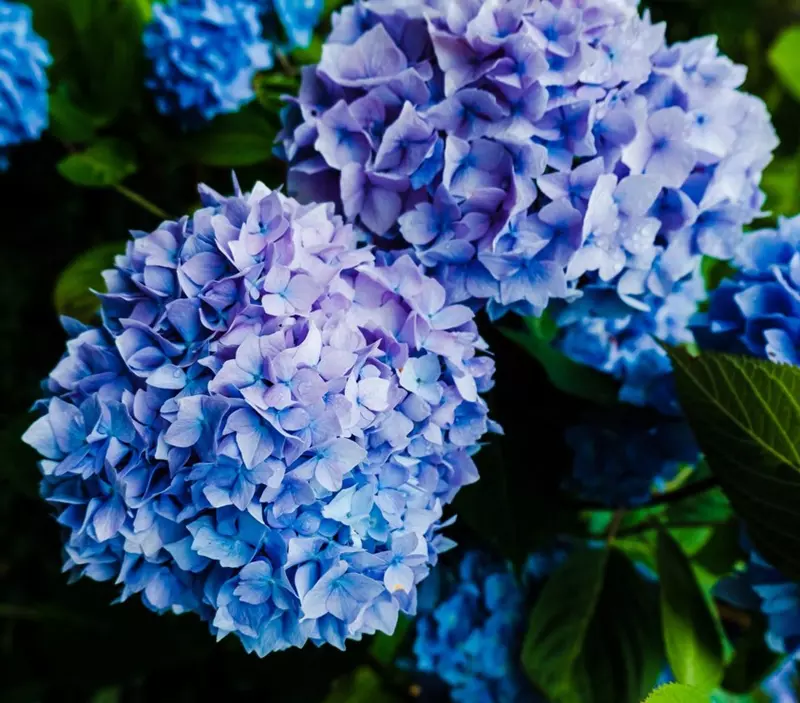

{"left": 572, "top": 476, "right": 720, "bottom": 512}
{"left": 114, "top": 184, "right": 170, "bottom": 220}
{"left": 606, "top": 509, "right": 626, "bottom": 543}
{"left": 615, "top": 519, "right": 730, "bottom": 539}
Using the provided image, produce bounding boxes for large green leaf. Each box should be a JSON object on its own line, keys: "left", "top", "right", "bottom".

{"left": 57, "top": 139, "right": 138, "bottom": 188}
{"left": 182, "top": 110, "right": 278, "bottom": 167}
{"left": 54, "top": 242, "right": 123, "bottom": 322}
{"left": 642, "top": 683, "right": 710, "bottom": 703}
{"left": 521, "top": 547, "right": 663, "bottom": 703}
{"left": 769, "top": 26, "right": 800, "bottom": 102}
{"left": 657, "top": 530, "right": 724, "bottom": 690}
{"left": 667, "top": 348, "right": 800, "bottom": 581}
{"left": 48, "top": 84, "right": 109, "bottom": 144}
{"left": 501, "top": 314, "right": 618, "bottom": 405}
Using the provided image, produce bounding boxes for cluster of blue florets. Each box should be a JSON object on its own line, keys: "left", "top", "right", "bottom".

{"left": 412, "top": 548, "right": 567, "bottom": 703}
{"left": 23, "top": 177, "right": 496, "bottom": 655}
{"left": 0, "top": 0, "right": 51, "bottom": 169}
{"left": 280, "top": 0, "right": 776, "bottom": 320}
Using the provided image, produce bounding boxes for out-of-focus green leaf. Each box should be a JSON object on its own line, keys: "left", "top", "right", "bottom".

{"left": 501, "top": 314, "right": 619, "bottom": 405}
{"left": 48, "top": 85, "right": 109, "bottom": 144}
{"left": 521, "top": 547, "right": 663, "bottom": 703}
{"left": 369, "top": 615, "right": 411, "bottom": 665}
{"left": 182, "top": 110, "right": 277, "bottom": 166}
{"left": 292, "top": 36, "right": 323, "bottom": 65}
{"left": 701, "top": 257, "right": 737, "bottom": 296}
{"left": 57, "top": 139, "right": 138, "bottom": 188}
{"left": 254, "top": 72, "right": 300, "bottom": 114}
{"left": 657, "top": 530, "right": 725, "bottom": 690}
{"left": 54, "top": 242, "right": 123, "bottom": 322}
{"left": 666, "top": 483, "right": 732, "bottom": 556}
{"left": 668, "top": 347, "right": 800, "bottom": 582}
{"left": 769, "top": 26, "right": 800, "bottom": 101}
{"left": 90, "top": 687, "right": 121, "bottom": 703}
{"left": 323, "top": 667, "right": 402, "bottom": 703}
{"left": 761, "top": 157, "right": 800, "bottom": 218}
{"left": 642, "top": 683, "right": 710, "bottom": 703}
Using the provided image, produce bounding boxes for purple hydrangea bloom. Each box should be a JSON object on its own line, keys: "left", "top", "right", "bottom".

{"left": 555, "top": 260, "right": 704, "bottom": 414}
{"left": 280, "top": 0, "right": 776, "bottom": 319}
{"left": 413, "top": 548, "right": 566, "bottom": 703}
{"left": 693, "top": 215, "right": 800, "bottom": 365}
{"left": 23, "top": 178, "right": 497, "bottom": 656}
{"left": 143, "top": 0, "right": 273, "bottom": 124}
{"left": 564, "top": 417, "right": 699, "bottom": 507}
{"left": 0, "top": 0, "right": 51, "bottom": 170}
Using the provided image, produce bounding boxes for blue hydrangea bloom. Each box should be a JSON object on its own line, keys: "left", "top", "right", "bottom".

{"left": 0, "top": 0, "right": 51, "bottom": 169}
{"left": 270, "top": 0, "right": 324, "bottom": 50}
{"left": 143, "top": 0, "right": 273, "bottom": 124}
{"left": 748, "top": 552, "right": 800, "bottom": 661}
{"left": 279, "top": 0, "right": 776, "bottom": 320}
{"left": 22, "top": 177, "right": 498, "bottom": 656}
{"left": 555, "top": 262, "right": 704, "bottom": 414}
{"left": 564, "top": 418, "right": 699, "bottom": 506}
{"left": 413, "top": 548, "right": 566, "bottom": 703}
{"left": 693, "top": 215, "right": 800, "bottom": 365}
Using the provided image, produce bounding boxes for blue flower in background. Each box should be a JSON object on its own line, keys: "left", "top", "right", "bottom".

{"left": 564, "top": 418, "right": 699, "bottom": 507}
{"left": 694, "top": 215, "right": 800, "bottom": 365}
{"left": 272, "top": 0, "right": 323, "bottom": 49}
{"left": 280, "top": 0, "right": 776, "bottom": 320}
{"left": 23, "top": 178, "right": 497, "bottom": 656}
{"left": 0, "top": 0, "right": 51, "bottom": 170}
{"left": 143, "top": 0, "right": 273, "bottom": 124}
{"left": 413, "top": 548, "right": 567, "bottom": 703}
{"left": 555, "top": 261, "right": 704, "bottom": 415}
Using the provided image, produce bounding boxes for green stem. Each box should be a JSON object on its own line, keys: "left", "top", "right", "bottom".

{"left": 616, "top": 520, "right": 729, "bottom": 539}
{"left": 572, "top": 476, "right": 719, "bottom": 513}
{"left": 114, "top": 184, "right": 170, "bottom": 221}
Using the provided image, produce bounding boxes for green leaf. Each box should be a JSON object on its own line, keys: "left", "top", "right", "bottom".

{"left": 657, "top": 530, "right": 724, "bottom": 689}
{"left": 701, "top": 257, "right": 736, "bottom": 296}
{"left": 369, "top": 615, "right": 411, "bottom": 665}
{"left": 54, "top": 242, "right": 124, "bottom": 322}
{"left": 292, "top": 36, "right": 323, "bottom": 65}
{"left": 501, "top": 313, "right": 619, "bottom": 405}
{"left": 642, "top": 683, "right": 710, "bottom": 703}
{"left": 769, "top": 26, "right": 800, "bottom": 101}
{"left": 665, "top": 482, "right": 732, "bottom": 556}
{"left": 667, "top": 347, "right": 800, "bottom": 582}
{"left": 90, "top": 687, "right": 121, "bottom": 703}
{"left": 322, "top": 667, "right": 402, "bottom": 703}
{"left": 760, "top": 157, "right": 800, "bottom": 218}
{"left": 521, "top": 547, "right": 663, "bottom": 703}
{"left": 182, "top": 110, "right": 277, "bottom": 167}
{"left": 254, "top": 72, "right": 300, "bottom": 114}
{"left": 57, "top": 139, "right": 138, "bottom": 188}
{"left": 48, "top": 84, "right": 108, "bottom": 144}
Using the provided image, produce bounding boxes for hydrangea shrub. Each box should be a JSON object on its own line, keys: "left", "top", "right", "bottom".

{"left": 143, "top": 0, "right": 273, "bottom": 124}
{"left": 0, "top": 0, "right": 51, "bottom": 169}
{"left": 22, "top": 178, "right": 497, "bottom": 655}
{"left": 279, "top": 0, "right": 776, "bottom": 319}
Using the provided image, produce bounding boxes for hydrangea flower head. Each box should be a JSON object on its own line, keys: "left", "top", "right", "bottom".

{"left": 748, "top": 552, "right": 800, "bottom": 661}
{"left": 143, "top": 0, "right": 273, "bottom": 124}
{"left": 279, "top": 0, "right": 776, "bottom": 319}
{"left": 693, "top": 215, "right": 800, "bottom": 365}
{"left": 413, "top": 549, "right": 565, "bottom": 703}
{"left": 564, "top": 416, "right": 698, "bottom": 506}
{"left": 555, "top": 261, "right": 704, "bottom": 414}
{"left": 0, "top": 0, "right": 51, "bottom": 169}
{"left": 22, "top": 177, "right": 496, "bottom": 656}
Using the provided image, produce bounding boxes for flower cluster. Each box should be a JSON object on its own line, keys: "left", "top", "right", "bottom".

{"left": 564, "top": 416, "right": 698, "bottom": 506}
{"left": 143, "top": 0, "right": 273, "bottom": 124}
{"left": 693, "top": 215, "right": 800, "bottom": 364}
{"left": 748, "top": 552, "right": 800, "bottom": 661}
{"left": 0, "top": 0, "right": 51, "bottom": 170}
{"left": 23, "top": 178, "right": 496, "bottom": 656}
{"left": 413, "top": 548, "right": 566, "bottom": 703}
{"left": 267, "top": 0, "right": 324, "bottom": 50}
{"left": 279, "top": 0, "right": 776, "bottom": 320}
{"left": 555, "top": 264, "right": 704, "bottom": 415}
